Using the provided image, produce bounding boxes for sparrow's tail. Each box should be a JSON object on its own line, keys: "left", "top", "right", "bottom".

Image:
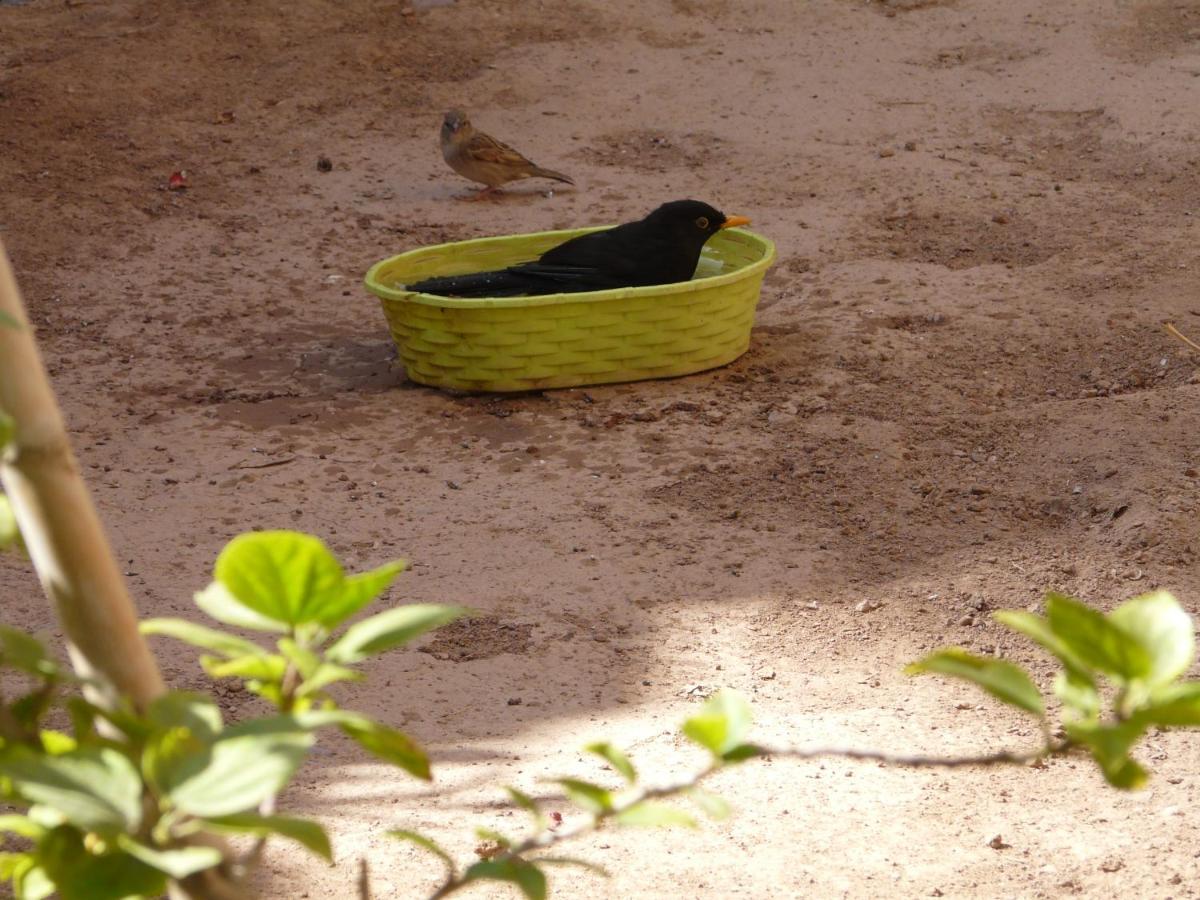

{"left": 528, "top": 166, "right": 574, "bottom": 186}
{"left": 406, "top": 268, "right": 536, "bottom": 298}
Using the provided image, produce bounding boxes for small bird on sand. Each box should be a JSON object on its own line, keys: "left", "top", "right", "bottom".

{"left": 440, "top": 109, "right": 575, "bottom": 200}
{"left": 407, "top": 199, "right": 750, "bottom": 297}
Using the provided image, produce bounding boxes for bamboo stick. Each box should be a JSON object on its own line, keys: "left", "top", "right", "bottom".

{"left": 0, "top": 240, "right": 165, "bottom": 710}
{"left": 0, "top": 243, "right": 252, "bottom": 898}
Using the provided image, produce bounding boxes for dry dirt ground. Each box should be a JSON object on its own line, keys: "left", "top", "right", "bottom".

{"left": 4, "top": 0, "right": 1200, "bottom": 896}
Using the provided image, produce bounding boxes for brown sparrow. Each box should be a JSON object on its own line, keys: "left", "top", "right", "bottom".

{"left": 440, "top": 109, "right": 574, "bottom": 199}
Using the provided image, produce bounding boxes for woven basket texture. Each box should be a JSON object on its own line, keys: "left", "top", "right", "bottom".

{"left": 364, "top": 225, "right": 776, "bottom": 392}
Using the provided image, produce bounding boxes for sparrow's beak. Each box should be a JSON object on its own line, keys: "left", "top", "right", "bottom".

{"left": 720, "top": 215, "right": 751, "bottom": 229}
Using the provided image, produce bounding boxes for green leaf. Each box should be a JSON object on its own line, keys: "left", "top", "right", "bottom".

{"left": 24, "top": 806, "right": 65, "bottom": 829}
{"left": 906, "top": 648, "right": 1044, "bottom": 717}
{"left": 324, "top": 604, "right": 466, "bottom": 664}
{"left": 37, "top": 731, "right": 76, "bottom": 756}
{"left": 116, "top": 837, "right": 223, "bottom": 879}
{"left": 0, "top": 494, "right": 22, "bottom": 554}
{"left": 536, "top": 857, "right": 610, "bottom": 877}
{"left": 505, "top": 786, "right": 546, "bottom": 829}
{"left": 464, "top": 858, "right": 547, "bottom": 900}
{"left": 0, "top": 814, "right": 45, "bottom": 839}
{"left": 1109, "top": 591, "right": 1194, "bottom": 689}
{"left": 994, "top": 609, "right": 1095, "bottom": 684}
{"left": 340, "top": 718, "right": 430, "bottom": 780}
{"left": 688, "top": 788, "right": 731, "bottom": 820}
{"left": 13, "top": 861, "right": 54, "bottom": 900}
{"left": 1045, "top": 592, "right": 1150, "bottom": 681}
{"left": 721, "top": 743, "right": 763, "bottom": 763}
{"left": 200, "top": 652, "right": 288, "bottom": 682}
{"left": 200, "top": 812, "right": 332, "bottom": 862}
{"left": 1067, "top": 720, "right": 1150, "bottom": 789}
{"left": 386, "top": 829, "right": 455, "bottom": 877}
{"left": 162, "top": 716, "right": 313, "bottom": 817}
{"left": 36, "top": 826, "right": 166, "bottom": 900}
{"left": 0, "top": 410, "right": 13, "bottom": 446}
{"left": 214, "top": 531, "right": 346, "bottom": 626}
{"left": 553, "top": 778, "right": 613, "bottom": 815}
{"left": 1053, "top": 670, "right": 1100, "bottom": 720}
{"left": 614, "top": 800, "right": 696, "bottom": 828}
{"left": 314, "top": 560, "right": 407, "bottom": 629}
{"left": 0, "top": 311, "right": 20, "bottom": 331}
{"left": 277, "top": 637, "right": 321, "bottom": 679}
{"left": 296, "top": 662, "right": 362, "bottom": 697}
{"left": 0, "top": 746, "right": 142, "bottom": 832}
{"left": 682, "top": 689, "right": 753, "bottom": 757}
{"left": 1136, "top": 682, "right": 1200, "bottom": 726}
{"left": 194, "top": 582, "right": 287, "bottom": 633}
{"left": 12, "top": 686, "right": 55, "bottom": 732}
{"left": 140, "top": 618, "right": 265, "bottom": 658}
{"left": 0, "top": 851, "right": 32, "bottom": 880}
{"left": 0, "top": 627, "right": 59, "bottom": 678}
{"left": 147, "top": 692, "right": 223, "bottom": 739}
{"left": 585, "top": 742, "right": 637, "bottom": 783}
{"left": 65, "top": 699, "right": 97, "bottom": 744}
{"left": 142, "top": 726, "right": 206, "bottom": 797}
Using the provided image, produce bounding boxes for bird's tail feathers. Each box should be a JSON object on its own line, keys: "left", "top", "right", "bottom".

{"left": 406, "top": 269, "right": 533, "bottom": 298}
{"left": 528, "top": 166, "right": 574, "bottom": 186}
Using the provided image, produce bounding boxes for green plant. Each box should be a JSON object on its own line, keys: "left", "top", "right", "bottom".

{"left": 2, "top": 523, "right": 1200, "bottom": 898}
{"left": 0, "top": 529, "right": 463, "bottom": 898}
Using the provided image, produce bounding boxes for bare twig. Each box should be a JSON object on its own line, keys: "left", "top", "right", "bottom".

{"left": 358, "top": 858, "right": 372, "bottom": 900}
{"left": 1165, "top": 322, "right": 1200, "bottom": 354}
{"left": 228, "top": 457, "right": 296, "bottom": 470}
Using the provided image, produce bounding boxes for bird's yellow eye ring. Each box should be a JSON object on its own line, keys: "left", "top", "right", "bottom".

{"left": 695, "top": 216, "right": 709, "bottom": 229}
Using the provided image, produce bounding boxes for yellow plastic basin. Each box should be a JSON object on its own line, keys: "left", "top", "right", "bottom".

{"left": 364, "top": 225, "right": 776, "bottom": 393}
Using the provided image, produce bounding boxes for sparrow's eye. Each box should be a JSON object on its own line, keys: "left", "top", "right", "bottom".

{"left": 695, "top": 216, "right": 709, "bottom": 229}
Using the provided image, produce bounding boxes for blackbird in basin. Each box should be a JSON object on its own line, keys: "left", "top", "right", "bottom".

{"left": 406, "top": 200, "right": 751, "bottom": 298}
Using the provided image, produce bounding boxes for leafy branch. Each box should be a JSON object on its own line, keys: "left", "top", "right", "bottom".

{"left": 396, "top": 588, "right": 1200, "bottom": 899}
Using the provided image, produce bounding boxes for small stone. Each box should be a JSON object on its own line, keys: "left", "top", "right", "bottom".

{"left": 988, "top": 835, "right": 1010, "bottom": 850}
{"left": 878, "top": 147, "right": 895, "bottom": 158}
{"left": 506, "top": 697, "right": 522, "bottom": 706}
{"left": 316, "top": 155, "right": 333, "bottom": 173}
{"left": 855, "top": 599, "right": 881, "bottom": 613}
{"left": 904, "top": 140, "right": 917, "bottom": 151}
{"left": 957, "top": 614, "right": 976, "bottom": 627}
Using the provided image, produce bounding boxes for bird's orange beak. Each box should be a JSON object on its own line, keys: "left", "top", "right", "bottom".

{"left": 720, "top": 215, "right": 751, "bottom": 229}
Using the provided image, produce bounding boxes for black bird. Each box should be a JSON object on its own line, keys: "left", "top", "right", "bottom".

{"left": 405, "top": 200, "right": 751, "bottom": 298}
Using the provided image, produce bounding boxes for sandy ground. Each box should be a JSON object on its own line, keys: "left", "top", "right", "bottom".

{"left": 4, "top": 0, "right": 1200, "bottom": 896}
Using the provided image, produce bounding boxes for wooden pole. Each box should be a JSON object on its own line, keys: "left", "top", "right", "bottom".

{"left": 0, "top": 243, "right": 251, "bottom": 898}
{"left": 0, "top": 239, "right": 165, "bottom": 710}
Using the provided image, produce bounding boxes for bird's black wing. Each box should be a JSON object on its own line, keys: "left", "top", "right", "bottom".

{"left": 406, "top": 262, "right": 610, "bottom": 298}
{"left": 406, "top": 219, "right": 681, "bottom": 297}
